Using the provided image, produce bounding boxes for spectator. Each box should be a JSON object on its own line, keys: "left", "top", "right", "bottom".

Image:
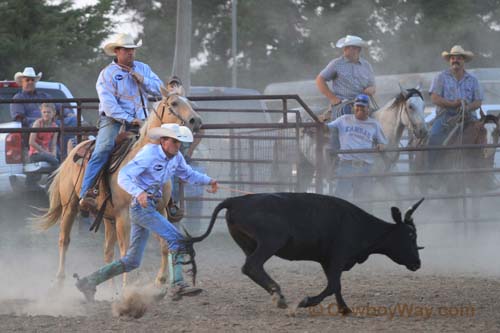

{"left": 326, "top": 94, "right": 386, "bottom": 201}
{"left": 26, "top": 103, "right": 59, "bottom": 187}
{"left": 10, "top": 67, "right": 67, "bottom": 127}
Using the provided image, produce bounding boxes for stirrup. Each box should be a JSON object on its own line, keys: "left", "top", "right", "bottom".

{"left": 79, "top": 189, "right": 98, "bottom": 212}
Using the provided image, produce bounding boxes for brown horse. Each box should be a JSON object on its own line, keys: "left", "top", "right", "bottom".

{"left": 35, "top": 88, "right": 202, "bottom": 289}
{"left": 411, "top": 110, "right": 499, "bottom": 194}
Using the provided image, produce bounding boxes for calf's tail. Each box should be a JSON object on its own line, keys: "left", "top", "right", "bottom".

{"left": 190, "top": 199, "right": 232, "bottom": 243}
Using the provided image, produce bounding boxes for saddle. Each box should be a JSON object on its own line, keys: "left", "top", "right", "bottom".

{"left": 73, "top": 132, "right": 137, "bottom": 172}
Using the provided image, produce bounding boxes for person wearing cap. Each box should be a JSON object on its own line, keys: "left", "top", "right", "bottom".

{"left": 326, "top": 94, "right": 386, "bottom": 200}
{"left": 10, "top": 67, "right": 66, "bottom": 128}
{"left": 316, "top": 35, "right": 375, "bottom": 118}
{"left": 428, "top": 45, "right": 483, "bottom": 168}
{"left": 79, "top": 32, "right": 164, "bottom": 212}
{"left": 75, "top": 123, "right": 218, "bottom": 301}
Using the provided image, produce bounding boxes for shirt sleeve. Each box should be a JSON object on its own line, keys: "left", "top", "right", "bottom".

{"left": 429, "top": 73, "right": 443, "bottom": 96}
{"left": 174, "top": 153, "right": 212, "bottom": 185}
{"left": 138, "top": 63, "right": 163, "bottom": 97}
{"left": 10, "top": 94, "right": 25, "bottom": 121}
{"left": 96, "top": 69, "right": 135, "bottom": 123}
{"left": 118, "top": 149, "right": 150, "bottom": 198}
{"left": 327, "top": 116, "right": 343, "bottom": 130}
{"left": 319, "top": 59, "right": 339, "bottom": 81}
{"left": 472, "top": 77, "right": 484, "bottom": 101}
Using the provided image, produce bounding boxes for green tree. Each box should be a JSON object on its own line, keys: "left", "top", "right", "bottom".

{"left": 0, "top": 0, "right": 113, "bottom": 96}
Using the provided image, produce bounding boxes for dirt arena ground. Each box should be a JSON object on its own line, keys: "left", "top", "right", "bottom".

{"left": 1, "top": 193, "right": 500, "bottom": 332}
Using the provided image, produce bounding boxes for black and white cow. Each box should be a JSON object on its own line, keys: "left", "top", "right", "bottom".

{"left": 187, "top": 193, "right": 424, "bottom": 314}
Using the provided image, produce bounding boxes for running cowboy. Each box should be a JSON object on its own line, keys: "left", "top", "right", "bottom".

{"left": 79, "top": 32, "right": 164, "bottom": 212}
{"left": 75, "top": 123, "right": 218, "bottom": 301}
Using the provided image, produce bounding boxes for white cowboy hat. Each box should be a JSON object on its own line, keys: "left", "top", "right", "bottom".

{"left": 14, "top": 67, "right": 42, "bottom": 84}
{"left": 103, "top": 33, "right": 143, "bottom": 56}
{"left": 335, "top": 35, "right": 368, "bottom": 48}
{"left": 441, "top": 45, "right": 474, "bottom": 62}
{"left": 148, "top": 123, "right": 194, "bottom": 142}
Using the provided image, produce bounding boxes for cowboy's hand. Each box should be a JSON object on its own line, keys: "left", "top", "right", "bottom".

{"left": 130, "top": 70, "right": 144, "bottom": 84}
{"left": 376, "top": 143, "right": 385, "bottom": 151}
{"left": 207, "top": 179, "right": 218, "bottom": 193}
{"left": 137, "top": 191, "right": 149, "bottom": 208}
{"left": 131, "top": 118, "right": 143, "bottom": 127}
{"left": 330, "top": 96, "right": 342, "bottom": 106}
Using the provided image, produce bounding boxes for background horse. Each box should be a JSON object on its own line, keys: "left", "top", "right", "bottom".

{"left": 35, "top": 88, "right": 202, "bottom": 289}
{"left": 275, "top": 86, "right": 427, "bottom": 195}
{"left": 411, "top": 110, "right": 499, "bottom": 195}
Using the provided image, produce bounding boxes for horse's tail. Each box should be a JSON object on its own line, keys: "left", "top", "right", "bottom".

{"left": 190, "top": 198, "right": 233, "bottom": 243}
{"left": 34, "top": 166, "right": 63, "bottom": 231}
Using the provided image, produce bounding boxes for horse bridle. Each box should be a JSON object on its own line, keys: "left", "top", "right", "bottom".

{"left": 152, "top": 93, "right": 190, "bottom": 125}
{"left": 399, "top": 90, "right": 425, "bottom": 140}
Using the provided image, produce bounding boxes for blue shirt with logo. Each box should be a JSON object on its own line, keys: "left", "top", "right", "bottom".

{"left": 118, "top": 143, "right": 212, "bottom": 200}
{"left": 96, "top": 60, "right": 163, "bottom": 123}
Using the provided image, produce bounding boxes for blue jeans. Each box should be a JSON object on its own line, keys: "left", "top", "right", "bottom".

{"left": 79, "top": 115, "right": 121, "bottom": 197}
{"left": 335, "top": 161, "right": 372, "bottom": 200}
{"left": 120, "top": 198, "right": 184, "bottom": 272}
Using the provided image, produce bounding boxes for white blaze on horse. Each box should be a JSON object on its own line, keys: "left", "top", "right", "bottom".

{"left": 34, "top": 88, "right": 202, "bottom": 289}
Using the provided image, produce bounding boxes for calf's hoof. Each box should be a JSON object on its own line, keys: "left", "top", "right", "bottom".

{"left": 272, "top": 292, "right": 288, "bottom": 309}
{"left": 339, "top": 306, "right": 352, "bottom": 316}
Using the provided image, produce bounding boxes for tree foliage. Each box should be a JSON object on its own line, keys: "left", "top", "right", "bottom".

{"left": 3, "top": 0, "right": 500, "bottom": 95}
{"left": 0, "top": 0, "right": 113, "bottom": 96}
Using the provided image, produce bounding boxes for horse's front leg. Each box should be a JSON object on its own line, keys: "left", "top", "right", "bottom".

{"left": 103, "top": 218, "right": 118, "bottom": 289}
{"left": 155, "top": 236, "right": 170, "bottom": 286}
{"left": 115, "top": 214, "right": 131, "bottom": 288}
{"left": 155, "top": 182, "right": 172, "bottom": 286}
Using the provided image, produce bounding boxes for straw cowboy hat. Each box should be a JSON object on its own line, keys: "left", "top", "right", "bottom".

{"left": 148, "top": 123, "right": 194, "bottom": 142}
{"left": 14, "top": 67, "right": 42, "bottom": 85}
{"left": 103, "top": 33, "right": 143, "bottom": 56}
{"left": 441, "top": 45, "right": 474, "bottom": 62}
{"left": 336, "top": 35, "right": 368, "bottom": 48}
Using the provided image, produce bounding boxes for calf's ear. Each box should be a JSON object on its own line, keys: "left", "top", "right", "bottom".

{"left": 391, "top": 207, "right": 403, "bottom": 224}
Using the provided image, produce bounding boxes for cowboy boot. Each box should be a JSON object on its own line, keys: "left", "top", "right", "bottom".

{"left": 74, "top": 260, "right": 125, "bottom": 302}
{"left": 168, "top": 251, "right": 202, "bottom": 301}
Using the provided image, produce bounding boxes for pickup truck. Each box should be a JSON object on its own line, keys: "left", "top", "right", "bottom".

{"left": 0, "top": 80, "right": 76, "bottom": 194}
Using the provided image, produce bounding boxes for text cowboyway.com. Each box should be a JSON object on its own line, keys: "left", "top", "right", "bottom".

{"left": 309, "top": 303, "right": 476, "bottom": 319}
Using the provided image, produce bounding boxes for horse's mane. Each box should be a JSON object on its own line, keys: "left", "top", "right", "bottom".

{"left": 390, "top": 88, "right": 423, "bottom": 109}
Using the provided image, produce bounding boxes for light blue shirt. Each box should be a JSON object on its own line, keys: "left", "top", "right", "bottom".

{"left": 319, "top": 56, "right": 375, "bottom": 101}
{"left": 96, "top": 60, "right": 163, "bottom": 123}
{"left": 429, "top": 69, "right": 483, "bottom": 116}
{"left": 327, "top": 115, "right": 387, "bottom": 164}
{"left": 118, "top": 143, "right": 212, "bottom": 200}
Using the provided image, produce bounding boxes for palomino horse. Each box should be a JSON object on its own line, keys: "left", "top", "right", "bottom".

{"left": 35, "top": 88, "right": 202, "bottom": 289}
{"left": 275, "top": 86, "right": 427, "bottom": 193}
